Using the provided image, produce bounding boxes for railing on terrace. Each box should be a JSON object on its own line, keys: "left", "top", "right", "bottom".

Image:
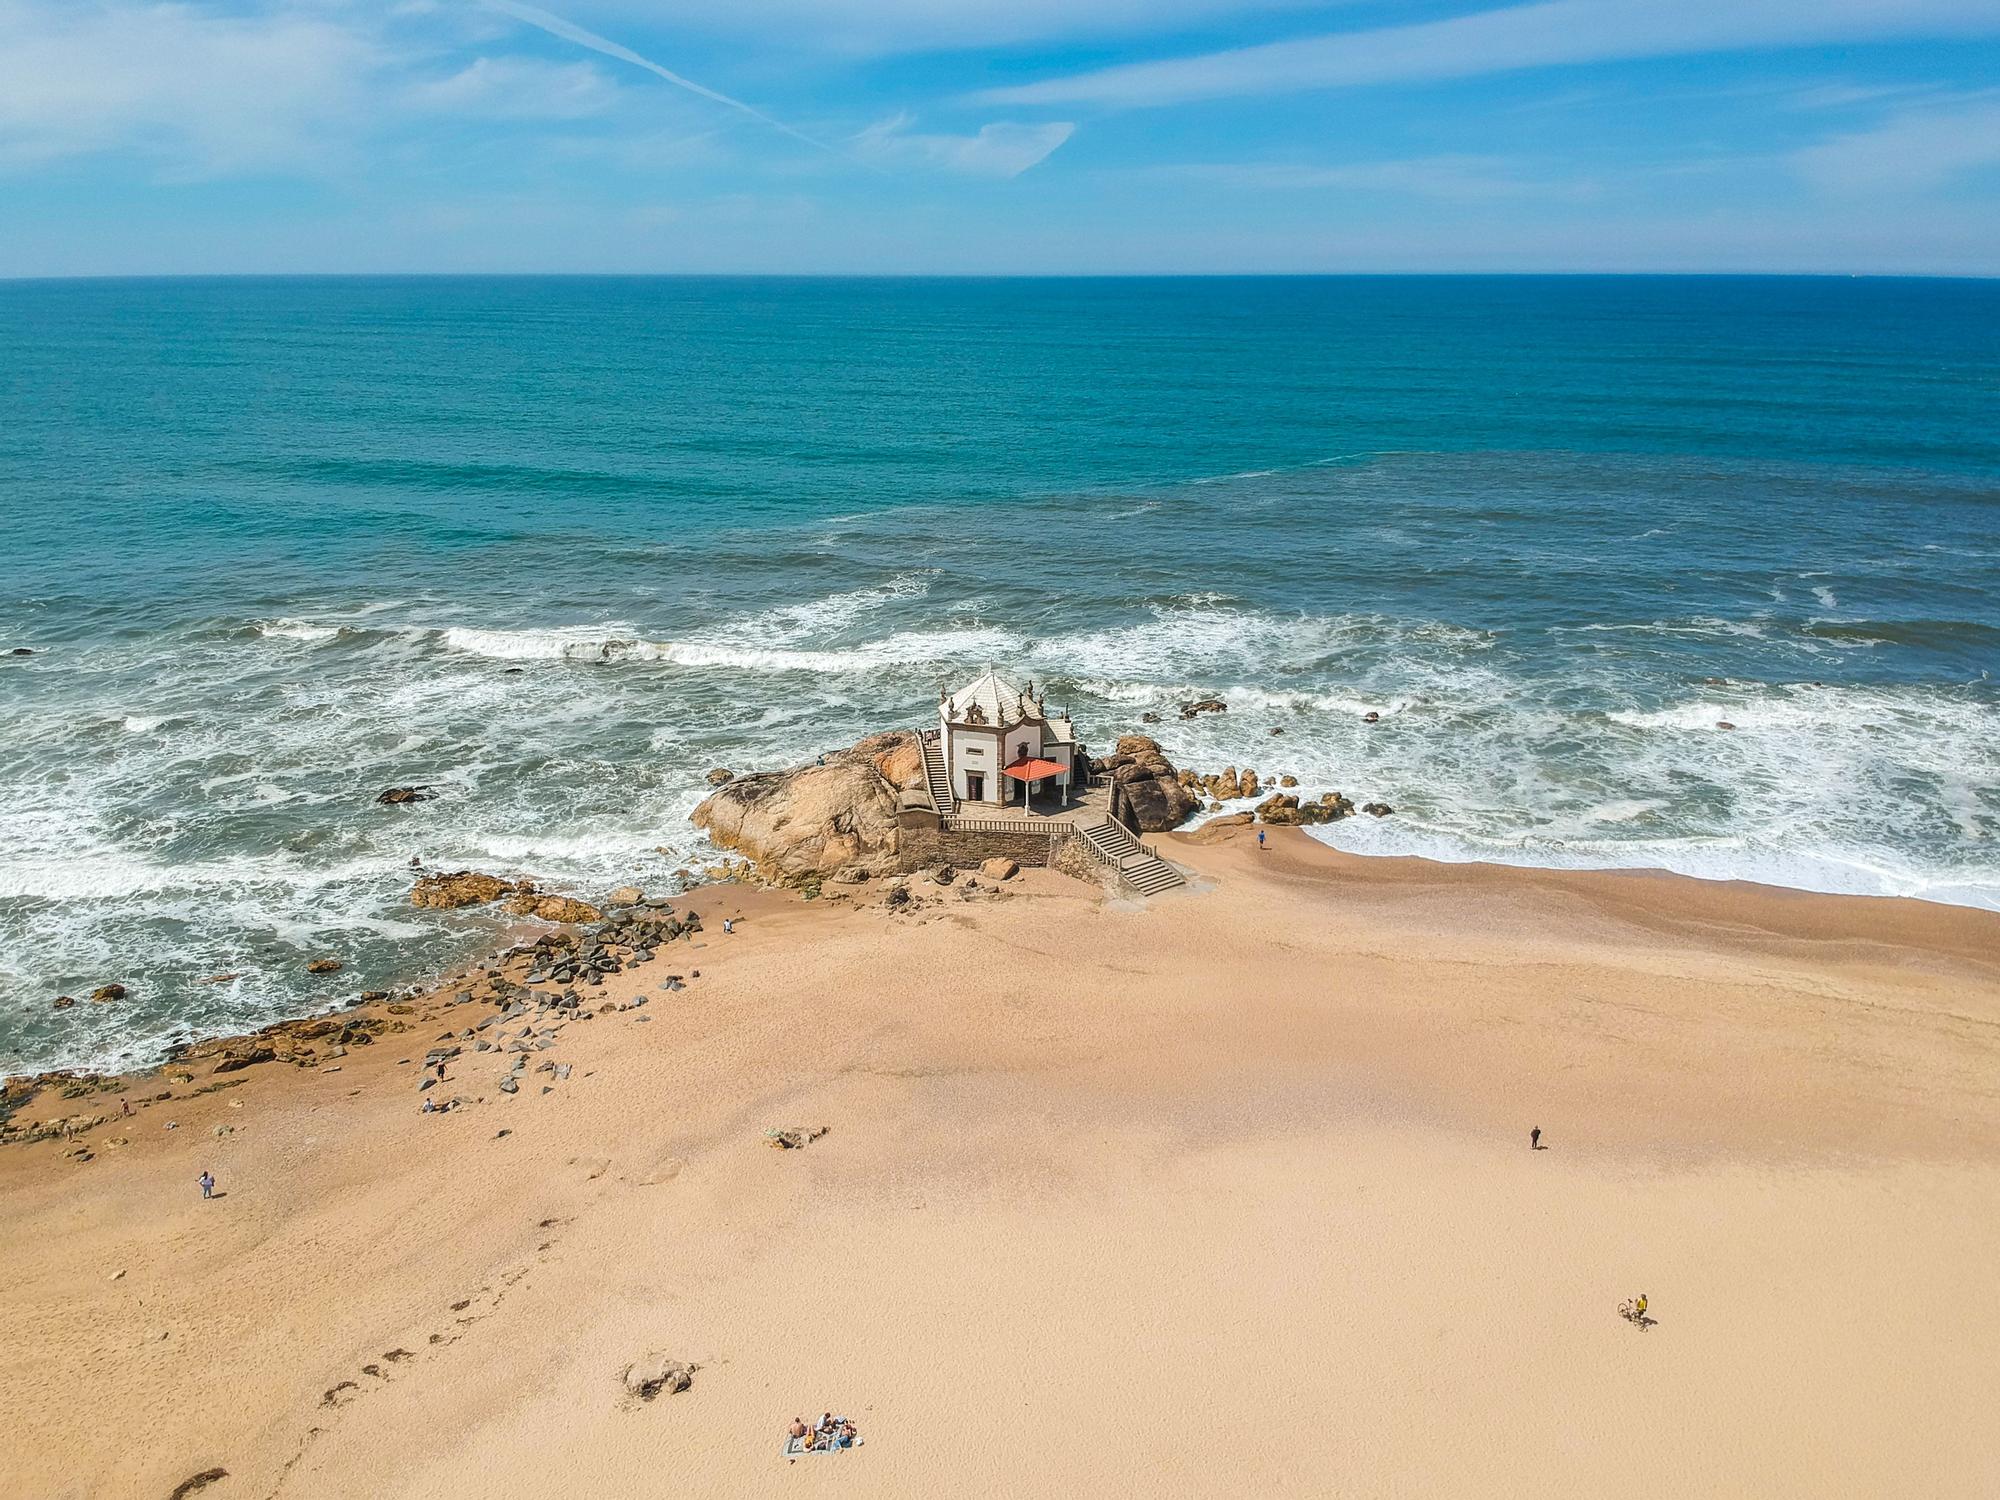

{"left": 941, "top": 816, "right": 1066, "bottom": 836}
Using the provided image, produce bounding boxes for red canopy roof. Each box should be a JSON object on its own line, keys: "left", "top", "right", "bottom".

{"left": 1002, "top": 757, "right": 1064, "bottom": 781}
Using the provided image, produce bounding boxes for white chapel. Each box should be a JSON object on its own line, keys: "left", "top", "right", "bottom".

{"left": 932, "top": 668, "right": 1085, "bottom": 811}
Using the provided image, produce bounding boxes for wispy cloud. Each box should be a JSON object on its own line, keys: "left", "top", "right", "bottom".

{"left": 574, "top": 0, "right": 1330, "bottom": 57}
{"left": 483, "top": 0, "right": 846, "bottom": 159}
{"left": 855, "top": 113, "right": 1075, "bottom": 177}
{"left": 407, "top": 56, "right": 618, "bottom": 120}
{"left": 1794, "top": 95, "right": 2000, "bottom": 192}
{"left": 1149, "top": 155, "right": 1597, "bottom": 201}
{"left": 977, "top": 0, "right": 2000, "bottom": 108}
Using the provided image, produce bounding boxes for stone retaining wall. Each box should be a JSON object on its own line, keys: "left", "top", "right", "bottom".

{"left": 897, "top": 826, "right": 1062, "bottom": 873}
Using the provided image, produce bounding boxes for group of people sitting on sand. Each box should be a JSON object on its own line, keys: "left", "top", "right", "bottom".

{"left": 787, "top": 1412, "right": 859, "bottom": 1452}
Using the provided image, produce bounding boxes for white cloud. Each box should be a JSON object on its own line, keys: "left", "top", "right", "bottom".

{"left": 407, "top": 56, "right": 619, "bottom": 120}
{"left": 855, "top": 113, "right": 1075, "bottom": 177}
{"left": 978, "top": 0, "right": 2000, "bottom": 108}
{"left": 1794, "top": 96, "right": 2000, "bottom": 192}
{"left": 0, "top": 0, "right": 379, "bottom": 173}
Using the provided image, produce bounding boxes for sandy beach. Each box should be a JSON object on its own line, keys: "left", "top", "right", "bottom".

{"left": 4, "top": 827, "right": 1998, "bottom": 1498}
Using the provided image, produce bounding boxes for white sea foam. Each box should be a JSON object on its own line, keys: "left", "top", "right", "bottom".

{"left": 1311, "top": 815, "right": 2000, "bottom": 912}
{"left": 439, "top": 621, "right": 1021, "bottom": 674}
{"left": 723, "top": 571, "right": 933, "bottom": 644}
{"left": 257, "top": 619, "right": 341, "bottom": 643}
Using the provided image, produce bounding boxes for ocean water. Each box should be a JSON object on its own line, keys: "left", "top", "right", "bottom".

{"left": 3, "top": 275, "right": 1996, "bottom": 1076}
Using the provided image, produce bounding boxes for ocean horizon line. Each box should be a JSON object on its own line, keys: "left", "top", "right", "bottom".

{"left": 6, "top": 269, "right": 2000, "bottom": 287}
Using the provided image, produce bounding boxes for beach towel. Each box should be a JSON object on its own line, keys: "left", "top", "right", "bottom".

{"left": 784, "top": 1434, "right": 861, "bottom": 1457}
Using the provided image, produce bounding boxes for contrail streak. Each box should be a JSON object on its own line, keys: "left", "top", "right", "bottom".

{"left": 484, "top": 0, "right": 846, "bottom": 160}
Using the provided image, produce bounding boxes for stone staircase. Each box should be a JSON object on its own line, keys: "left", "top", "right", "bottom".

{"left": 1079, "top": 818, "right": 1185, "bottom": 896}
{"left": 918, "top": 728, "right": 956, "bottom": 815}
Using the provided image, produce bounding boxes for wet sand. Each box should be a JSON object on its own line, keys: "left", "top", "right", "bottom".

{"left": 3, "top": 827, "right": 1998, "bottom": 1498}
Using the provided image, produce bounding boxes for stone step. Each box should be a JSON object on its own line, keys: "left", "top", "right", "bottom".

{"left": 1122, "top": 860, "right": 1184, "bottom": 894}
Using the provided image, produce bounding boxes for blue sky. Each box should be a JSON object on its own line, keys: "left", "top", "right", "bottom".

{"left": 2, "top": 0, "right": 1999, "bottom": 275}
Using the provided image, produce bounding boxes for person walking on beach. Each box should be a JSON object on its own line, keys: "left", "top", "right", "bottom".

{"left": 198, "top": 1170, "right": 215, "bottom": 1200}
{"left": 722, "top": 917, "right": 735, "bottom": 934}
{"left": 1257, "top": 829, "right": 1267, "bottom": 851}
{"left": 1530, "top": 1126, "right": 1542, "bottom": 1150}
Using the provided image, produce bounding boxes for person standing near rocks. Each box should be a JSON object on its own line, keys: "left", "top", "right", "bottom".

{"left": 198, "top": 1170, "right": 215, "bottom": 1200}
{"left": 1257, "top": 829, "right": 1267, "bottom": 851}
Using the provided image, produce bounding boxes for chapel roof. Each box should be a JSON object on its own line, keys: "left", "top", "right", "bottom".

{"left": 944, "top": 667, "right": 1038, "bottom": 727}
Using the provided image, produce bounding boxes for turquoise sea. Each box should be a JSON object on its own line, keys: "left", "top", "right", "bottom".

{"left": 3, "top": 275, "right": 1997, "bottom": 1075}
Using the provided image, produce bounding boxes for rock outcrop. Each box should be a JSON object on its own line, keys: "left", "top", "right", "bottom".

{"left": 504, "top": 893, "right": 603, "bottom": 925}
{"left": 409, "top": 870, "right": 598, "bottom": 922}
{"left": 1096, "top": 735, "right": 1198, "bottom": 832}
{"left": 410, "top": 871, "right": 530, "bottom": 910}
{"left": 1254, "top": 791, "right": 1356, "bottom": 825}
{"left": 690, "top": 731, "right": 926, "bottom": 883}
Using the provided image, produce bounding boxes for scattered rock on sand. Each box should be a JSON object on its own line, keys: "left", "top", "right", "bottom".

{"left": 623, "top": 1353, "right": 695, "bottom": 1400}
{"left": 90, "top": 982, "right": 127, "bottom": 1003}
{"left": 305, "top": 957, "right": 343, "bottom": 975}
{"left": 832, "top": 866, "right": 870, "bottom": 884}
{"left": 375, "top": 786, "right": 436, "bottom": 805}
{"left": 213, "top": 1044, "right": 277, "bottom": 1074}
{"left": 411, "top": 870, "right": 531, "bottom": 910}
{"left": 980, "top": 856, "right": 1019, "bottom": 881}
{"left": 167, "top": 1467, "right": 230, "bottom": 1500}
{"left": 765, "top": 1125, "right": 830, "bottom": 1150}
{"left": 931, "top": 864, "right": 957, "bottom": 886}
{"left": 606, "top": 885, "right": 644, "bottom": 906}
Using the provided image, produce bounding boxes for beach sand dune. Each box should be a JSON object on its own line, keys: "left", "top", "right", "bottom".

{"left": 3, "top": 829, "right": 1998, "bottom": 1497}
